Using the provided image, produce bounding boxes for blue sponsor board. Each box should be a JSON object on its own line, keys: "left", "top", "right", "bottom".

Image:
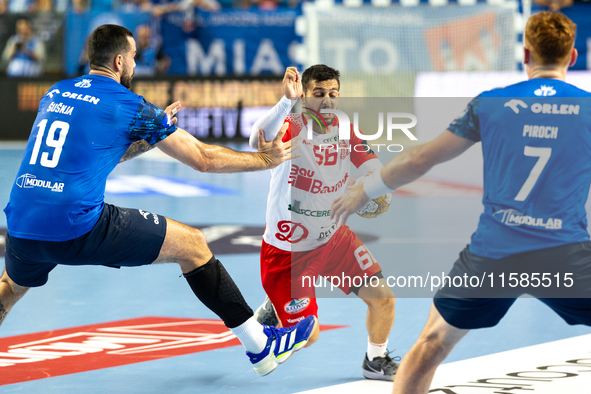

{"left": 105, "top": 175, "right": 240, "bottom": 197}
{"left": 65, "top": 8, "right": 300, "bottom": 76}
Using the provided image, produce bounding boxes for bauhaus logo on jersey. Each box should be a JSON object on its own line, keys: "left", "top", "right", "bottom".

{"left": 494, "top": 209, "right": 562, "bottom": 230}
{"left": 289, "top": 164, "right": 349, "bottom": 194}
{"left": 504, "top": 99, "right": 579, "bottom": 115}
{"left": 16, "top": 173, "right": 64, "bottom": 192}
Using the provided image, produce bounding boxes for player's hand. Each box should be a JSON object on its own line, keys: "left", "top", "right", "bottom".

{"left": 257, "top": 122, "right": 300, "bottom": 169}
{"left": 165, "top": 101, "right": 181, "bottom": 124}
{"left": 330, "top": 181, "right": 371, "bottom": 225}
{"left": 283, "top": 67, "right": 302, "bottom": 100}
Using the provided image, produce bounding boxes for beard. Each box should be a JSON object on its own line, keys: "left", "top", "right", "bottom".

{"left": 120, "top": 64, "right": 134, "bottom": 89}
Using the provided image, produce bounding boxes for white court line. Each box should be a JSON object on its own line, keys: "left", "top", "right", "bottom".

{"left": 295, "top": 334, "right": 591, "bottom": 393}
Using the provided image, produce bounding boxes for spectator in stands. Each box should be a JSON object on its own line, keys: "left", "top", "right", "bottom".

{"left": 0, "top": 0, "right": 7, "bottom": 14}
{"left": 119, "top": 0, "right": 152, "bottom": 12}
{"left": 72, "top": 0, "right": 90, "bottom": 13}
{"left": 1, "top": 18, "right": 45, "bottom": 77}
{"left": 533, "top": 0, "right": 573, "bottom": 10}
{"left": 8, "top": 0, "right": 36, "bottom": 12}
{"left": 134, "top": 24, "right": 170, "bottom": 76}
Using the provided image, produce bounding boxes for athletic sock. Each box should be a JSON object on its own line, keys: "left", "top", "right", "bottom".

{"left": 230, "top": 316, "right": 268, "bottom": 354}
{"left": 184, "top": 256, "right": 254, "bottom": 329}
{"left": 367, "top": 337, "right": 388, "bottom": 361}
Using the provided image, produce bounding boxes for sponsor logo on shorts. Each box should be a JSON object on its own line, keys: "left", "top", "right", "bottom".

{"left": 494, "top": 209, "right": 562, "bottom": 230}
{"left": 16, "top": 173, "right": 64, "bottom": 192}
{"left": 139, "top": 209, "right": 160, "bottom": 225}
{"left": 284, "top": 298, "right": 310, "bottom": 314}
{"left": 286, "top": 316, "right": 305, "bottom": 324}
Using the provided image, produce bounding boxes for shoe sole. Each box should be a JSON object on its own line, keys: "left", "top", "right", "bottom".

{"left": 255, "top": 318, "right": 316, "bottom": 375}
{"left": 252, "top": 355, "right": 278, "bottom": 376}
{"left": 361, "top": 368, "right": 395, "bottom": 381}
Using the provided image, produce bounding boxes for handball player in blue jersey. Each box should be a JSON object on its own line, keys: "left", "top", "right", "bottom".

{"left": 331, "top": 12, "right": 591, "bottom": 393}
{"left": 0, "top": 24, "right": 317, "bottom": 377}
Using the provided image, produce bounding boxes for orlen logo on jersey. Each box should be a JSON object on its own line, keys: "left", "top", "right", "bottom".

{"left": 494, "top": 209, "right": 562, "bottom": 230}
{"left": 504, "top": 99, "right": 579, "bottom": 115}
{"left": 289, "top": 164, "right": 349, "bottom": 195}
{"left": 284, "top": 298, "right": 310, "bottom": 314}
{"left": 16, "top": 173, "right": 64, "bottom": 192}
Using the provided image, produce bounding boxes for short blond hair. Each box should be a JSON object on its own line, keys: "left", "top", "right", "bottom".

{"left": 525, "top": 12, "right": 576, "bottom": 66}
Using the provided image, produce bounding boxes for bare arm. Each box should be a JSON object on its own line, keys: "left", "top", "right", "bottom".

{"left": 379, "top": 130, "right": 475, "bottom": 190}
{"left": 156, "top": 123, "right": 298, "bottom": 173}
{"left": 331, "top": 130, "right": 475, "bottom": 224}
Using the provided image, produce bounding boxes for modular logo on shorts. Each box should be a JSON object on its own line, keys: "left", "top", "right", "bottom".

{"left": 16, "top": 173, "right": 64, "bottom": 192}
{"left": 494, "top": 209, "right": 562, "bottom": 229}
{"left": 284, "top": 298, "right": 310, "bottom": 314}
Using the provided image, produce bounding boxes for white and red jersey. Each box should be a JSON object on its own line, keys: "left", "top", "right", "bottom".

{"left": 263, "top": 113, "right": 380, "bottom": 252}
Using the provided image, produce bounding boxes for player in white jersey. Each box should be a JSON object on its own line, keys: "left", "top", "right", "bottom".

{"left": 249, "top": 66, "right": 399, "bottom": 380}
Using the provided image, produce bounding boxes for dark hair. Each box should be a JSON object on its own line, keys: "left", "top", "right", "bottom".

{"left": 302, "top": 64, "right": 340, "bottom": 93}
{"left": 87, "top": 24, "right": 133, "bottom": 70}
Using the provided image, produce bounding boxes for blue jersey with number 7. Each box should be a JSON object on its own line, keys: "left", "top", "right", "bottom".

{"left": 448, "top": 78, "right": 591, "bottom": 259}
{"left": 4, "top": 75, "right": 177, "bottom": 241}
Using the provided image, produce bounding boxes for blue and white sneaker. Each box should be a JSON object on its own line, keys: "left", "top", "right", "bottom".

{"left": 247, "top": 315, "right": 317, "bottom": 376}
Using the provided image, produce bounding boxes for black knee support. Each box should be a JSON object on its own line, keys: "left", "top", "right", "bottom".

{"left": 184, "top": 256, "right": 253, "bottom": 328}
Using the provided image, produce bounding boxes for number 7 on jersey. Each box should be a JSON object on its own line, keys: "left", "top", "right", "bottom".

{"left": 514, "top": 146, "right": 552, "bottom": 201}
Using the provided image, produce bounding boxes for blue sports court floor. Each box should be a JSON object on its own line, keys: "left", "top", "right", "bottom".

{"left": 1, "top": 141, "right": 590, "bottom": 393}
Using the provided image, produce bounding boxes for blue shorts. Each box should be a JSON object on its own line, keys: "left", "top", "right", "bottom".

{"left": 5, "top": 203, "right": 167, "bottom": 287}
{"left": 434, "top": 242, "right": 591, "bottom": 329}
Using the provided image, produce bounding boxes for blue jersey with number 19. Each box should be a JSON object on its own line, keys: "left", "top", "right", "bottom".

{"left": 4, "top": 75, "right": 177, "bottom": 242}
{"left": 449, "top": 78, "right": 591, "bottom": 259}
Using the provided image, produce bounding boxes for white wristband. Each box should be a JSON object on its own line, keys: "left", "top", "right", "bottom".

{"left": 362, "top": 172, "right": 393, "bottom": 199}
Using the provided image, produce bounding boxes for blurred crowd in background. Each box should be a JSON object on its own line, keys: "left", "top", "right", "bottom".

{"left": 0, "top": 0, "right": 299, "bottom": 15}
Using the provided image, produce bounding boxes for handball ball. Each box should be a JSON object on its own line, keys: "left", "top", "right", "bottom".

{"left": 354, "top": 176, "right": 393, "bottom": 218}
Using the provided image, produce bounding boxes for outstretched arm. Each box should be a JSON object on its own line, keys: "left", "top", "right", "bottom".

{"left": 331, "top": 130, "right": 475, "bottom": 224}
{"left": 157, "top": 123, "right": 298, "bottom": 173}
{"left": 249, "top": 67, "right": 301, "bottom": 149}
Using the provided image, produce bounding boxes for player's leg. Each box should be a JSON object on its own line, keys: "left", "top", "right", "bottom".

{"left": 152, "top": 217, "right": 317, "bottom": 375}
{"left": 259, "top": 239, "right": 320, "bottom": 347}
{"left": 392, "top": 303, "right": 468, "bottom": 394}
{"left": 323, "top": 226, "right": 397, "bottom": 379}
{"left": 0, "top": 269, "right": 29, "bottom": 326}
{"left": 357, "top": 277, "right": 396, "bottom": 378}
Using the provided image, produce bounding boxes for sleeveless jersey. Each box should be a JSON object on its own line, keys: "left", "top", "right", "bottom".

{"left": 4, "top": 74, "right": 177, "bottom": 241}
{"left": 448, "top": 78, "right": 591, "bottom": 259}
{"left": 263, "top": 113, "right": 379, "bottom": 252}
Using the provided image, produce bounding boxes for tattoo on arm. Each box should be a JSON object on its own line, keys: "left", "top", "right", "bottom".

{"left": 119, "top": 140, "right": 157, "bottom": 163}
{"left": 0, "top": 301, "right": 7, "bottom": 326}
